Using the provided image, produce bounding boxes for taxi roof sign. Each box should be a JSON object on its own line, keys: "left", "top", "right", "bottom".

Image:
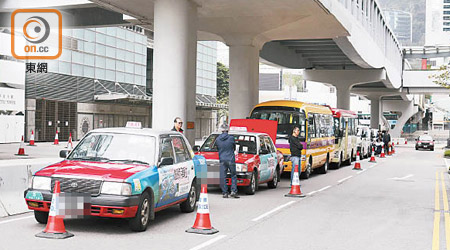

{"left": 229, "top": 126, "right": 247, "bottom": 132}
{"left": 126, "top": 121, "right": 142, "bottom": 129}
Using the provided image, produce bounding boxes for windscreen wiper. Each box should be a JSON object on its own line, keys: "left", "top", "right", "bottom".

{"left": 109, "top": 159, "right": 149, "bottom": 165}
{"left": 71, "top": 156, "right": 110, "bottom": 162}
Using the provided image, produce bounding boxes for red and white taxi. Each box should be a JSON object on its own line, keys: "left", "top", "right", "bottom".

{"left": 194, "top": 119, "right": 283, "bottom": 195}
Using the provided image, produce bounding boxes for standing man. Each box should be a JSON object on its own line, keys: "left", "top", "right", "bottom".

{"left": 215, "top": 123, "right": 239, "bottom": 198}
{"left": 289, "top": 126, "right": 303, "bottom": 184}
{"left": 172, "top": 117, "right": 184, "bottom": 133}
{"left": 383, "top": 130, "right": 391, "bottom": 154}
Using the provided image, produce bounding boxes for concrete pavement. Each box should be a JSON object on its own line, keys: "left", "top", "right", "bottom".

{"left": 0, "top": 146, "right": 447, "bottom": 250}
{"left": 0, "top": 141, "right": 77, "bottom": 160}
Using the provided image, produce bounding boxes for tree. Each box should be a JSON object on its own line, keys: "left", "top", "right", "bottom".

{"left": 216, "top": 62, "right": 229, "bottom": 120}
{"left": 216, "top": 62, "right": 229, "bottom": 104}
{"left": 283, "top": 72, "right": 304, "bottom": 91}
{"left": 430, "top": 65, "right": 450, "bottom": 89}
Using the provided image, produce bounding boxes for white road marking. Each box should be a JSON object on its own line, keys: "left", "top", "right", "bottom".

{"left": 390, "top": 174, "right": 414, "bottom": 180}
{"left": 0, "top": 215, "right": 33, "bottom": 225}
{"left": 189, "top": 235, "right": 227, "bottom": 250}
{"left": 337, "top": 176, "right": 353, "bottom": 183}
{"left": 307, "top": 191, "right": 318, "bottom": 195}
{"left": 317, "top": 185, "right": 331, "bottom": 192}
{"left": 251, "top": 201, "right": 297, "bottom": 222}
{"left": 356, "top": 169, "right": 367, "bottom": 174}
{"left": 444, "top": 159, "right": 450, "bottom": 169}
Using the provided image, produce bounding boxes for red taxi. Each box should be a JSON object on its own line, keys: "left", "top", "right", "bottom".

{"left": 194, "top": 120, "right": 283, "bottom": 195}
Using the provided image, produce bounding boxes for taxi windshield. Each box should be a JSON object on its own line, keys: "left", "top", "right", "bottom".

{"left": 68, "top": 132, "right": 156, "bottom": 165}
{"left": 200, "top": 134, "right": 257, "bottom": 154}
{"left": 419, "top": 135, "right": 433, "bottom": 141}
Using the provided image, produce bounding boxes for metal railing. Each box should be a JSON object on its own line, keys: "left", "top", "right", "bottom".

{"left": 336, "top": 0, "right": 403, "bottom": 73}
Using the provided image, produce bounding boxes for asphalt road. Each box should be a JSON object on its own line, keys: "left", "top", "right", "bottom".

{"left": 1, "top": 146, "right": 449, "bottom": 250}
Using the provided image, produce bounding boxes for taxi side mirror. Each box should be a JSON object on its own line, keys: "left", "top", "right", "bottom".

{"left": 193, "top": 145, "right": 200, "bottom": 153}
{"left": 159, "top": 157, "right": 174, "bottom": 167}
{"left": 59, "top": 150, "right": 69, "bottom": 158}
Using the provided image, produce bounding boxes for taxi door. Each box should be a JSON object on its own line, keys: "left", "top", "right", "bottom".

{"left": 264, "top": 135, "right": 278, "bottom": 181}
{"left": 258, "top": 135, "right": 272, "bottom": 182}
{"left": 157, "top": 136, "right": 179, "bottom": 206}
{"left": 170, "top": 135, "right": 194, "bottom": 200}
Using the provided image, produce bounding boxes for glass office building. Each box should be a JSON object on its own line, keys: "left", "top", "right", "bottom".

{"left": 197, "top": 41, "right": 217, "bottom": 97}
{"left": 26, "top": 26, "right": 150, "bottom": 142}
{"left": 49, "top": 27, "right": 147, "bottom": 86}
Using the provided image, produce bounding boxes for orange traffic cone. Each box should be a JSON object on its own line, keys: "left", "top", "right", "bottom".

{"left": 35, "top": 181, "right": 74, "bottom": 239}
{"left": 353, "top": 151, "right": 362, "bottom": 170}
{"left": 397, "top": 141, "right": 399, "bottom": 145}
{"left": 285, "top": 164, "right": 305, "bottom": 197}
{"left": 405, "top": 139, "right": 407, "bottom": 144}
{"left": 369, "top": 146, "right": 377, "bottom": 163}
{"left": 186, "top": 184, "right": 218, "bottom": 235}
{"left": 15, "top": 136, "right": 27, "bottom": 156}
{"left": 53, "top": 131, "right": 59, "bottom": 145}
{"left": 29, "top": 130, "right": 36, "bottom": 146}
{"left": 380, "top": 145, "right": 386, "bottom": 158}
{"left": 66, "top": 133, "right": 73, "bottom": 150}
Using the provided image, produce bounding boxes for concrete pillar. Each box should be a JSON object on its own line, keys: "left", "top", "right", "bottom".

{"left": 382, "top": 100, "right": 417, "bottom": 138}
{"left": 152, "top": 0, "right": 197, "bottom": 144}
{"left": 25, "top": 99, "right": 36, "bottom": 142}
{"left": 229, "top": 45, "right": 260, "bottom": 120}
{"left": 336, "top": 86, "right": 351, "bottom": 110}
{"left": 369, "top": 97, "right": 380, "bottom": 129}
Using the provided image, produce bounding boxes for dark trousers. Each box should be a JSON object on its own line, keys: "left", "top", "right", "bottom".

{"left": 220, "top": 161, "right": 237, "bottom": 194}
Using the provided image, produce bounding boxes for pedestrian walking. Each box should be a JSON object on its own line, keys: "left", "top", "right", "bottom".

{"left": 215, "top": 123, "right": 239, "bottom": 199}
{"left": 172, "top": 117, "right": 184, "bottom": 133}
{"left": 289, "top": 126, "right": 303, "bottom": 184}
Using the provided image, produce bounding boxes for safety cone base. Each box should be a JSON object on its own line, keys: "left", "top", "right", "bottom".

{"left": 186, "top": 227, "right": 219, "bottom": 235}
{"left": 352, "top": 167, "right": 363, "bottom": 170}
{"left": 285, "top": 193, "right": 305, "bottom": 198}
{"left": 35, "top": 231, "right": 74, "bottom": 239}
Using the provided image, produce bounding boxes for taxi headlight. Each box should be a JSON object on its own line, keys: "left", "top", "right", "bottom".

{"left": 101, "top": 182, "right": 132, "bottom": 196}
{"left": 236, "top": 163, "right": 248, "bottom": 172}
{"left": 418, "top": 142, "right": 422, "bottom": 145}
{"left": 31, "top": 176, "right": 51, "bottom": 191}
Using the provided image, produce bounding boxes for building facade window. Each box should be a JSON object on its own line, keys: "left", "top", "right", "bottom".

{"left": 48, "top": 27, "right": 147, "bottom": 87}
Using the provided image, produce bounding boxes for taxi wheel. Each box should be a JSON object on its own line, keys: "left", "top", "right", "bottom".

{"left": 129, "top": 192, "right": 151, "bottom": 232}
{"left": 245, "top": 171, "right": 257, "bottom": 195}
{"left": 34, "top": 211, "right": 48, "bottom": 224}
{"left": 267, "top": 167, "right": 279, "bottom": 189}
{"left": 180, "top": 183, "right": 197, "bottom": 213}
